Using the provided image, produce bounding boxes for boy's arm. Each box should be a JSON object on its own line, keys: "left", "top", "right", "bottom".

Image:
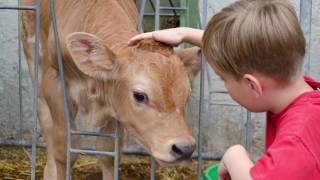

{"left": 127, "top": 27, "right": 204, "bottom": 47}
{"left": 219, "top": 144, "right": 254, "bottom": 180}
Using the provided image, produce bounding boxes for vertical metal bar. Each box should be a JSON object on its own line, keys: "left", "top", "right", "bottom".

{"left": 149, "top": 0, "right": 156, "bottom": 13}
{"left": 31, "top": 0, "right": 41, "bottom": 179}
{"left": 197, "top": 54, "right": 205, "bottom": 180}
{"left": 151, "top": 158, "right": 156, "bottom": 180}
{"left": 49, "top": 0, "right": 73, "bottom": 179}
{"left": 245, "top": 111, "right": 252, "bottom": 150}
{"left": 151, "top": 0, "right": 160, "bottom": 179}
{"left": 137, "top": 0, "right": 147, "bottom": 32}
{"left": 299, "top": 0, "right": 312, "bottom": 75}
{"left": 168, "top": 0, "right": 177, "bottom": 16}
{"left": 185, "top": 0, "right": 189, "bottom": 27}
{"left": 114, "top": 121, "right": 120, "bottom": 180}
{"left": 197, "top": 0, "right": 207, "bottom": 179}
{"left": 18, "top": 0, "right": 23, "bottom": 145}
{"left": 154, "top": 0, "right": 160, "bottom": 30}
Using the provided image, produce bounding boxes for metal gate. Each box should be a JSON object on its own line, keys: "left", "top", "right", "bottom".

{"left": 0, "top": 0, "right": 314, "bottom": 179}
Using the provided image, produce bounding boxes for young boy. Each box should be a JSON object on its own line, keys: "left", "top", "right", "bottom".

{"left": 128, "top": 0, "right": 320, "bottom": 179}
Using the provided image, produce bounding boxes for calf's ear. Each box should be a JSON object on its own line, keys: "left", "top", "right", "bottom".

{"left": 66, "top": 32, "right": 116, "bottom": 79}
{"left": 175, "top": 47, "right": 201, "bottom": 80}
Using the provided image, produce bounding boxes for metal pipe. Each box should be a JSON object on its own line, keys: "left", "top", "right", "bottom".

{"left": 168, "top": 0, "right": 177, "bottom": 16}
{"left": 137, "top": 0, "right": 147, "bottom": 32}
{"left": 151, "top": 0, "right": 161, "bottom": 178}
{"left": 114, "top": 121, "right": 120, "bottom": 180}
{"left": 149, "top": 0, "right": 155, "bottom": 13}
{"left": 70, "top": 148, "right": 115, "bottom": 156}
{"left": 71, "top": 130, "right": 116, "bottom": 138}
{"left": 17, "top": 0, "right": 23, "bottom": 146}
{"left": 151, "top": 158, "right": 157, "bottom": 180}
{"left": 49, "top": 0, "right": 73, "bottom": 179}
{"left": 154, "top": 0, "right": 160, "bottom": 30}
{"left": 144, "top": 12, "right": 183, "bottom": 16}
{"left": 31, "top": 0, "right": 41, "bottom": 179}
{"left": 122, "top": 149, "right": 222, "bottom": 161}
{"left": 300, "top": 0, "right": 312, "bottom": 76}
{"left": 197, "top": 0, "right": 208, "bottom": 179}
{"left": 209, "top": 102, "right": 240, "bottom": 107}
{"left": 245, "top": 111, "right": 252, "bottom": 149}
{"left": 210, "top": 91, "right": 228, "bottom": 94}
{"left": 0, "top": 6, "right": 35, "bottom": 10}
{"left": 159, "top": 7, "right": 187, "bottom": 11}
{"left": 0, "top": 142, "right": 224, "bottom": 161}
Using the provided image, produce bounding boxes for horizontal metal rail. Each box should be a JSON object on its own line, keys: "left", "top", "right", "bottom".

{"left": 210, "top": 102, "right": 240, "bottom": 107}
{"left": 71, "top": 130, "right": 116, "bottom": 138}
{"left": 159, "top": 7, "right": 187, "bottom": 10}
{"left": 70, "top": 148, "right": 115, "bottom": 157}
{"left": 144, "top": 12, "right": 184, "bottom": 16}
{"left": 123, "top": 149, "right": 221, "bottom": 161}
{"left": 0, "top": 143, "right": 222, "bottom": 161}
{"left": 0, "top": 6, "right": 35, "bottom": 10}
{"left": 210, "top": 91, "right": 229, "bottom": 94}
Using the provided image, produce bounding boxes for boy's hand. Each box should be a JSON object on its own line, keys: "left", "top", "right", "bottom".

{"left": 219, "top": 144, "right": 254, "bottom": 180}
{"left": 128, "top": 27, "right": 185, "bottom": 46}
{"left": 218, "top": 161, "right": 231, "bottom": 180}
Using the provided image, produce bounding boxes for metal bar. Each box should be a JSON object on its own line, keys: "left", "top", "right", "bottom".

{"left": 137, "top": 0, "right": 147, "bottom": 32}
{"left": 114, "top": 121, "right": 120, "bottom": 180}
{"left": 150, "top": 1, "right": 160, "bottom": 179}
{"left": 122, "top": 149, "right": 222, "bottom": 160}
{"left": 168, "top": 0, "right": 177, "bottom": 15}
{"left": 0, "top": 142, "right": 224, "bottom": 161}
{"left": 31, "top": 0, "right": 41, "bottom": 179}
{"left": 185, "top": 0, "right": 190, "bottom": 27}
{"left": 197, "top": 52, "right": 205, "bottom": 180}
{"left": 71, "top": 130, "right": 115, "bottom": 138}
{"left": 49, "top": 0, "right": 73, "bottom": 179}
{"left": 0, "top": 141, "right": 45, "bottom": 148}
{"left": 144, "top": 12, "right": 183, "bottom": 16}
{"left": 197, "top": 0, "right": 203, "bottom": 30}
{"left": 151, "top": 158, "right": 156, "bottom": 180}
{"left": 245, "top": 111, "right": 252, "bottom": 150}
{"left": 210, "top": 90, "right": 228, "bottom": 94}
{"left": 18, "top": 0, "right": 23, "bottom": 145}
{"left": 0, "top": 6, "right": 35, "bottom": 10}
{"left": 197, "top": 0, "right": 208, "bottom": 179}
{"left": 209, "top": 102, "right": 239, "bottom": 107}
{"left": 300, "top": 0, "right": 312, "bottom": 75}
{"left": 159, "top": 7, "right": 187, "bottom": 11}
{"left": 154, "top": 0, "right": 160, "bottom": 30}
{"left": 149, "top": 0, "right": 156, "bottom": 13}
{"left": 70, "top": 148, "right": 115, "bottom": 156}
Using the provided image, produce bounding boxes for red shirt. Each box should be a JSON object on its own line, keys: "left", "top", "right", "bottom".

{"left": 250, "top": 77, "right": 320, "bottom": 180}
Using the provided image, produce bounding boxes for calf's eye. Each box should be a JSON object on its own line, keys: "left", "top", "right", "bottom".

{"left": 133, "top": 91, "right": 148, "bottom": 103}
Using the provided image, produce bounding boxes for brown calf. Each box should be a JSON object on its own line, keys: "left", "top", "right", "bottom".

{"left": 20, "top": 0, "right": 201, "bottom": 179}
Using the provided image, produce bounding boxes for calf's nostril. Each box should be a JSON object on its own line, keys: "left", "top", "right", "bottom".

{"left": 172, "top": 144, "right": 184, "bottom": 156}
{"left": 171, "top": 143, "right": 196, "bottom": 160}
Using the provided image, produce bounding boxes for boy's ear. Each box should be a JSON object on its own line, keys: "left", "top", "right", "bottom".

{"left": 243, "top": 74, "right": 263, "bottom": 98}
{"left": 174, "top": 47, "right": 201, "bottom": 80}
{"left": 66, "top": 32, "right": 116, "bottom": 79}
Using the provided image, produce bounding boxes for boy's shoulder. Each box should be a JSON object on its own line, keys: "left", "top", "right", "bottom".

{"left": 274, "top": 77, "right": 320, "bottom": 136}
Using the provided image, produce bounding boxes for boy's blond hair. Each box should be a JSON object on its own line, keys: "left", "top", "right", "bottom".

{"left": 203, "top": 0, "right": 305, "bottom": 82}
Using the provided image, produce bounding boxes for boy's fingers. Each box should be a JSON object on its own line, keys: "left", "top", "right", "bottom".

{"left": 128, "top": 32, "right": 153, "bottom": 46}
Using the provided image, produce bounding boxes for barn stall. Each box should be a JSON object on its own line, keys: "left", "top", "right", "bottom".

{"left": 0, "top": 0, "right": 319, "bottom": 179}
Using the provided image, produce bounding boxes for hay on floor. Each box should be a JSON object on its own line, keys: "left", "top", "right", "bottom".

{"left": 0, "top": 146, "right": 216, "bottom": 180}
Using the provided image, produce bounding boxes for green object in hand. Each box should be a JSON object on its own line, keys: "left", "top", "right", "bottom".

{"left": 202, "top": 164, "right": 219, "bottom": 180}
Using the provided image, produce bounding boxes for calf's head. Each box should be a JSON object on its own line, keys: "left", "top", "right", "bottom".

{"left": 66, "top": 32, "right": 201, "bottom": 165}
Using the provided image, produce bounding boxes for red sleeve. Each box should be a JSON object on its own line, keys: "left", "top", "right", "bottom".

{"left": 250, "top": 135, "right": 318, "bottom": 180}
